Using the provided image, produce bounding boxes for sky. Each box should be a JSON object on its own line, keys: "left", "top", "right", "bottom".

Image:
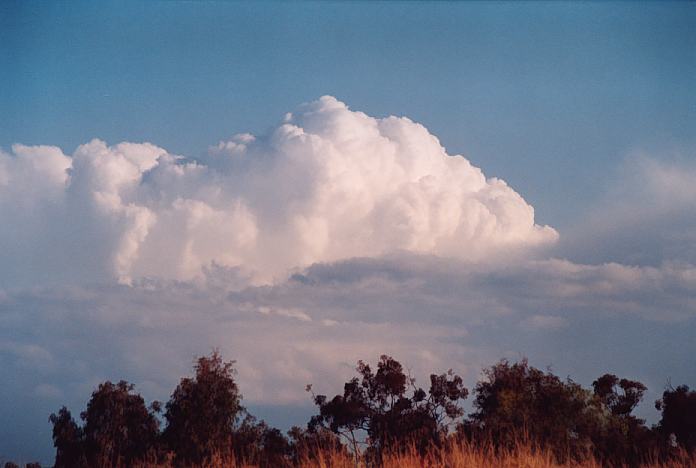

{"left": 1, "top": 1, "right": 695, "bottom": 464}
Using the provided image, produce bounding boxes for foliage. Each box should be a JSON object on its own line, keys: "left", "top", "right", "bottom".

{"left": 46, "top": 351, "right": 696, "bottom": 468}
{"left": 655, "top": 385, "right": 696, "bottom": 452}
{"left": 163, "top": 350, "right": 242, "bottom": 466}
{"left": 308, "top": 355, "right": 468, "bottom": 461}
{"left": 49, "top": 381, "right": 160, "bottom": 468}
{"left": 231, "top": 413, "right": 291, "bottom": 467}
{"left": 461, "top": 358, "right": 600, "bottom": 461}
{"left": 592, "top": 373, "right": 646, "bottom": 417}
{"left": 81, "top": 380, "right": 161, "bottom": 467}
{"left": 49, "top": 406, "right": 86, "bottom": 468}
{"left": 590, "top": 373, "right": 653, "bottom": 465}
{"left": 461, "top": 360, "right": 657, "bottom": 464}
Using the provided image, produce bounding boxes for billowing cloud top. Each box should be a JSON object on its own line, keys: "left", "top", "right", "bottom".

{"left": 0, "top": 96, "right": 556, "bottom": 287}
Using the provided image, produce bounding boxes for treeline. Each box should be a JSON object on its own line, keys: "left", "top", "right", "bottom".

{"left": 35, "top": 352, "right": 696, "bottom": 467}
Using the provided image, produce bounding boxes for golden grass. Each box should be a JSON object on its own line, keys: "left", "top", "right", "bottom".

{"left": 295, "top": 443, "right": 585, "bottom": 468}
{"left": 293, "top": 440, "right": 696, "bottom": 468}
{"left": 135, "top": 440, "right": 696, "bottom": 468}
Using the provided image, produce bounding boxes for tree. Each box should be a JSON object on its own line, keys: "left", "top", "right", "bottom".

{"left": 593, "top": 374, "right": 646, "bottom": 417}
{"left": 232, "top": 413, "right": 292, "bottom": 467}
{"left": 462, "top": 359, "right": 600, "bottom": 461}
{"left": 49, "top": 406, "right": 86, "bottom": 468}
{"left": 591, "top": 373, "right": 652, "bottom": 465}
{"left": 655, "top": 385, "right": 696, "bottom": 453}
{"left": 80, "top": 380, "right": 160, "bottom": 467}
{"left": 308, "top": 355, "right": 467, "bottom": 461}
{"left": 163, "top": 350, "right": 243, "bottom": 466}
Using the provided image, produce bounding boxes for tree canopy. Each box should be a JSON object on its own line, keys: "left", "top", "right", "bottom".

{"left": 163, "top": 350, "right": 242, "bottom": 466}
{"left": 43, "top": 351, "right": 696, "bottom": 468}
{"left": 308, "top": 355, "right": 468, "bottom": 461}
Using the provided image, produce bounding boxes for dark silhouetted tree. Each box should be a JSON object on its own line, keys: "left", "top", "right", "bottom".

{"left": 308, "top": 355, "right": 467, "bottom": 461}
{"left": 256, "top": 425, "right": 291, "bottom": 467}
{"left": 591, "top": 373, "right": 652, "bottom": 465}
{"left": 80, "top": 380, "right": 160, "bottom": 467}
{"left": 163, "top": 350, "right": 243, "bottom": 466}
{"left": 462, "top": 359, "right": 600, "bottom": 461}
{"left": 593, "top": 373, "right": 647, "bottom": 417}
{"left": 231, "top": 413, "right": 292, "bottom": 467}
{"left": 45, "top": 349, "right": 692, "bottom": 466}
{"left": 49, "top": 406, "right": 86, "bottom": 468}
{"left": 655, "top": 385, "right": 696, "bottom": 453}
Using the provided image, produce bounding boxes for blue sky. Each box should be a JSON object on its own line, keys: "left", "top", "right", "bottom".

{"left": 3, "top": 1, "right": 695, "bottom": 226}
{"left": 1, "top": 1, "right": 695, "bottom": 464}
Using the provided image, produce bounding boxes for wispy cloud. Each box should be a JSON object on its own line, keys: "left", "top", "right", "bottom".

{"left": 559, "top": 152, "right": 696, "bottom": 266}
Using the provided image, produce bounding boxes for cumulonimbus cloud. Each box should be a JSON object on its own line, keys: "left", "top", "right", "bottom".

{"left": 0, "top": 96, "right": 557, "bottom": 287}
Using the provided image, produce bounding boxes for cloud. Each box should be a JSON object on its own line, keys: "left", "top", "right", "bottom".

{"left": 558, "top": 153, "right": 696, "bottom": 266}
{"left": 1, "top": 97, "right": 695, "bottom": 462}
{"left": 0, "top": 96, "right": 556, "bottom": 288}
{"left": 1, "top": 254, "right": 695, "bottom": 462}
{"left": 520, "top": 315, "right": 569, "bottom": 330}
{"left": 2, "top": 254, "right": 693, "bottom": 407}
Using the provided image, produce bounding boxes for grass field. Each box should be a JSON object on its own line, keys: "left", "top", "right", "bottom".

{"left": 293, "top": 441, "right": 696, "bottom": 468}
{"left": 130, "top": 440, "right": 695, "bottom": 468}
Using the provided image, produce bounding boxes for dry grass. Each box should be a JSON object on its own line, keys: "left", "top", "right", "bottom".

{"left": 293, "top": 440, "right": 696, "bottom": 468}
{"left": 379, "top": 441, "right": 595, "bottom": 468}
{"left": 296, "top": 444, "right": 586, "bottom": 468}
{"left": 134, "top": 441, "right": 696, "bottom": 468}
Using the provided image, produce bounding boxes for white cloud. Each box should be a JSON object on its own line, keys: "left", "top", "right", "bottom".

{"left": 0, "top": 96, "right": 556, "bottom": 288}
